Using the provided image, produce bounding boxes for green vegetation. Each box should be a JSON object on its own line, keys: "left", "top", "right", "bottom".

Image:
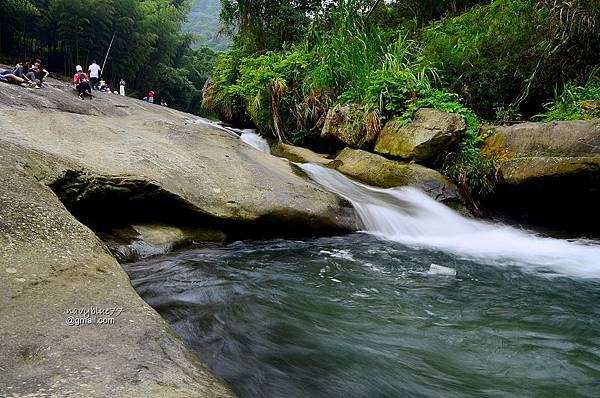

{"left": 204, "top": 0, "right": 598, "bottom": 200}
{"left": 0, "top": 0, "right": 217, "bottom": 114}
{"left": 421, "top": 0, "right": 599, "bottom": 119}
{"left": 536, "top": 69, "right": 600, "bottom": 121}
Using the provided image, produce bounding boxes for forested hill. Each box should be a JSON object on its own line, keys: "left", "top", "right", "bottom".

{"left": 184, "top": 0, "right": 230, "bottom": 51}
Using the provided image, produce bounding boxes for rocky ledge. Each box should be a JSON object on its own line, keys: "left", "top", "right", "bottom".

{"left": 0, "top": 78, "right": 359, "bottom": 397}
{"left": 482, "top": 119, "right": 600, "bottom": 234}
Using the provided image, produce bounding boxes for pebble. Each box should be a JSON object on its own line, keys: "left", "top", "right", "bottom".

{"left": 5, "top": 267, "right": 17, "bottom": 273}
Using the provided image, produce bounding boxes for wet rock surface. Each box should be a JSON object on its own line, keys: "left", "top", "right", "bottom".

{"left": 270, "top": 141, "right": 333, "bottom": 165}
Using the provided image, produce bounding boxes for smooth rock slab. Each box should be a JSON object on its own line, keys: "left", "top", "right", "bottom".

{"left": 0, "top": 79, "right": 356, "bottom": 234}
{"left": 0, "top": 78, "right": 359, "bottom": 397}
{"left": 0, "top": 146, "right": 236, "bottom": 397}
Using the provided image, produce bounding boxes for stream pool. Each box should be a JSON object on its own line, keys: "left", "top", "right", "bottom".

{"left": 124, "top": 233, "right": 600, "bottom": 398}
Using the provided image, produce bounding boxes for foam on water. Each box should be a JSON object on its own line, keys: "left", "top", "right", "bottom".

{"left": 300, "top": 163, "right": 600, "bottom": 278}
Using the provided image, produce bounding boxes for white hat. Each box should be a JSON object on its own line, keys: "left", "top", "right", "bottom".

{"left": 75, "top": 65, "right": 83, "bottom": 72}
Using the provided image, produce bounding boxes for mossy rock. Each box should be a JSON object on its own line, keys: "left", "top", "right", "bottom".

{"left": 270, "top": 141, "right": 332, "bottom": 165}
{"left": 482, "top": 119, "right": 600, "bottom": 159}
{"left": 374, "top": 108, "right": 466, "bottom": 163}
{"left": 482, "top": 119, "right": 600, "bottom": 233}
{"left": 330, "top": 147, "right": 465, "bottom": 209}
{"left": 321, "top": 103, "right": 379, "bottom": 148}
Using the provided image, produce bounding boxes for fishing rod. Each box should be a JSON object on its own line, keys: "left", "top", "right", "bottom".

{"left": 100, "top": 32, "right": 116, "bottom": 78}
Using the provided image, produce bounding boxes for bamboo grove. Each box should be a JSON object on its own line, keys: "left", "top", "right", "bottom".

{"left": 0, "top": 0, "right": 217, "bottom": 113}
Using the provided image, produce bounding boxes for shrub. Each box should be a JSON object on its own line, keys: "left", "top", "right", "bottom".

{"left": 306, "top": 3, "right": 390, "bottom": 105}
{"left": 421, "top": 0, "right": 545, "bottom": 118}
{"left": 362, "top": 34, "right": 435, "bottom": 116}
{"left": 203, "top": 50, "right": 248, "bottom": 124}
{"left": 536, "top": 68, "right": 600, "bottom": 121}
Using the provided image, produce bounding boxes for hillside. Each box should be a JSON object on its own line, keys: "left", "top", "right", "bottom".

{"left": 184, "top": 0, "right": 231, "bottom": 51}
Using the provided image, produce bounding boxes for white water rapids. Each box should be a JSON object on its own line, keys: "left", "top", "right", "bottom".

{"left": 198, "top": 119, "right": 599, "bottom": 278}
{"left": 300, "top": 163, "right": 600, "bottom": 278}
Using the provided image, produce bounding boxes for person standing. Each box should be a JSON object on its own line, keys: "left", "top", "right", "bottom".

{"left": 74, "top": 65, "right": 92, "bottom": 100}
{"left": 119, "top": 78, "right": 126, "bottom": 96}
{"left": 147, "top": 89, "right": 154, "bottom": 104}
{"left": 88, "top": 60, "right": 101, "bottom": 90}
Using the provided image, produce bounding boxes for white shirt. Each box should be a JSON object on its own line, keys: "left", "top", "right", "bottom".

{"left": 88, "top": 63, "right": 101, "bottom": 78}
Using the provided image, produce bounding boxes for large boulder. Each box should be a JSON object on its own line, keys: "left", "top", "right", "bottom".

{"left": 0, "top": 80, "right": 357, "bottom": 235}
{"left": 374, "top": 108, "right": 466, "bottom": 163}
{"left": 482, "top": 119, "right": 600, "bottom": 158}
{"left": 330, "top": 148, "right": 465, "bottom": 209}
{"left": 0, "top": 78, "right": 359, "bottom": 396}
{"left": 482, "top": 119, "right": 600, "bottom": 233}
{"left": 0, "top": 145, "right": 236, "bottom": 397}
{"left": 321, "top": 103, "right": 379, "bottom": 148}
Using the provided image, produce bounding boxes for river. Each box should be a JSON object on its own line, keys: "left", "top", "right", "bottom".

{"left": 124, "top": 130, "right": 600, "bottom": 397}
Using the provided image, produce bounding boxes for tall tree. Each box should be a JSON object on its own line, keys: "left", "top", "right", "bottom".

{"left": 220, "top": 0, "right": 323, "bottom": 51}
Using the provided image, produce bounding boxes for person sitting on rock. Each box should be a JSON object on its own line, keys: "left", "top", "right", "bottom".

{"left": 99, "top": 80, "right": 110, "bottom": 92}
{"left": 12, "top": 58, "right": 32, "bottom": 80}
{"left": 73, "top": 65, "right": 92, "bottom": 100}
{"left": 29, "top": 59, "right": 50, "bottom": 87}
{"left": 0, "top": 72, "right": 37, "bottom": 88}
{"left": 1, "top": 58, "right": 37, "bottom": 87}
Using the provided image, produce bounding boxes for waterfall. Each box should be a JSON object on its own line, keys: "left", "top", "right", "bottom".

{"left": 300, "top": 163, "right": 600, "bottom": 278}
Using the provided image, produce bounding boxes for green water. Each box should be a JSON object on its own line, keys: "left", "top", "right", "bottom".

{"left": 125, "top": 233, "right": 600, "bottom": 397}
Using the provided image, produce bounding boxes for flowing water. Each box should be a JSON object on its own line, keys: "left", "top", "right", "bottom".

{"left": 194, "top": 118, "right": 271, "bottom": 154}
{"left": 299, "top": 164, "right": 600, "bottom": 279}
{"left": 240, "top": 129, "right": 271, "bottom": 154}
{"left": 125, "top": 162, "right": 600, "bottom": 398}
